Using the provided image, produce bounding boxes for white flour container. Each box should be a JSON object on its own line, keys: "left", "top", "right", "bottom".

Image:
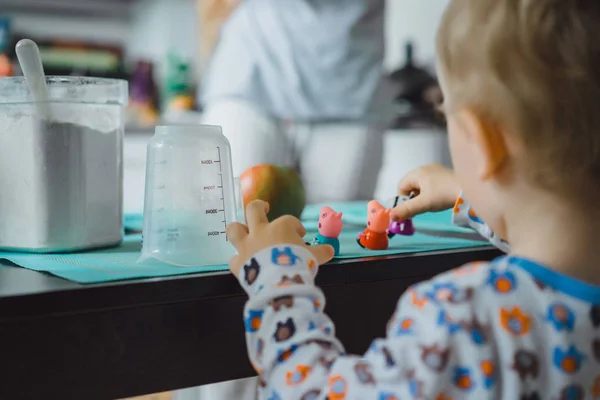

{"left": 0, "top": 76, "right": 128, "bottom": 252}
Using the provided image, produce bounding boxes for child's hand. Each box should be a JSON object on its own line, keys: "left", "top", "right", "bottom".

{"left": 226, "top": 200, "right": 335, "bottom": 277}
{"left": 391, "top": 164, "right": 460, "bottom": 221}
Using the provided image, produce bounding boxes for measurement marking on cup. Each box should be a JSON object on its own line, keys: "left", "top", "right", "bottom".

{"left": 206, "top": 230, "right": 227, "bottom": 236}
{"left": 217, "top": 146, "right": 228, "bottom": 241}
{"left": 167, "top": 228, "right": 180, "bottom": 242}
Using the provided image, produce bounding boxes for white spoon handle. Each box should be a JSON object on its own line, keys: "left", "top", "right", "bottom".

{"left": 16, "top": 39, "right": 50, "bottom": 118}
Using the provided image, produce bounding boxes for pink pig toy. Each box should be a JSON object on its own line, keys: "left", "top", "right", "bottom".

{"left": 319, "top": 206, "right": 343, "bottom": 237}
{"left": 357, "top": 200, "right": 391, "bottom": 250}
{"left": 309, "top": 206, "right": 343, "bottom": 256}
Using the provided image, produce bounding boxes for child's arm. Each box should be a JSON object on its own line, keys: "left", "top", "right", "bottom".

{"left": 452, "top": 192, "right": 511, "bottom": 252}
{"left": 230, "top": 201, "right": 495, "bottom": 399}
{"left": 238, "top": 244, "right": 464, "bottom": 399}
{"left": 390, "top": 164, "right": 510, "bottom": 252}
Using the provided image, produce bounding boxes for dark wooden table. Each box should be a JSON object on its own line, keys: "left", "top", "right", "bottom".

{"left": 0, "top": 246, "right": 502, "bottom": 400}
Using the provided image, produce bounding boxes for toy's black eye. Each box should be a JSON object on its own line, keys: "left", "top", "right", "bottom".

{"left": 322, "top": 213, "right": 327, "bottom": 218}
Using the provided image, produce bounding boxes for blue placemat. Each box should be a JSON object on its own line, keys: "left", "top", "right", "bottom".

{"left": 0, "top": 204, "right": 489, "bottom": 284}
{"left": 0, "top": 234, "right": 228, "bottom": 283}
{"left": 124, "top": 214, "right": 144, "bottom": 232}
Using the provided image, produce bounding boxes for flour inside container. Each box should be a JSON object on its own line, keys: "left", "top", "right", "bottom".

{"left": 0, "top": 102, "right": 124, "bottom": 251}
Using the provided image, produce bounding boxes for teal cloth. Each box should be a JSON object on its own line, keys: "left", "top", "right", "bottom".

{"left": 0, "top": 203, "right": 489, "bottom": 284}
{"left": 0, "top": 234, "right": 227, "bottom": 283}
{"left": 124, "top": 214, "right": 144, "bottom": 232}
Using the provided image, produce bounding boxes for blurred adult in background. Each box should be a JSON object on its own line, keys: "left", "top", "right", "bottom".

{"left": 186, "top": 1, "right": 391, "bottom": 398}
{"left": 198, "top": 0, "right": 394, "bottom": 205}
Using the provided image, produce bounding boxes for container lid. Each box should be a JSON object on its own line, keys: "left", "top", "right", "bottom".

{"left": 0, "top": 76, "right": 128, "bottom": 105}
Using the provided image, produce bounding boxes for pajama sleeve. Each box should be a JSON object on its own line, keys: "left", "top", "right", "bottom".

{"left": 237, "top": 244, "right": 466, "bottom": 400}
{"left": 452, "top": 192, "right": 511, "bottom": 253}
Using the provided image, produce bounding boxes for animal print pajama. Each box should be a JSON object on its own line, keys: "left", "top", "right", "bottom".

{"left": 238, "top": 197, "right": 600, "bottom": 399}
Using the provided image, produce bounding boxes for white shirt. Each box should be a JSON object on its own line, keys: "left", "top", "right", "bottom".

{"left": 200, "top": 0, "right": 390, "bottom": 122}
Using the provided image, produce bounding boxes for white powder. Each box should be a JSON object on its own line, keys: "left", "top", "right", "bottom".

{"left": 0, "top": 102, "right": 123, "bottom": 251}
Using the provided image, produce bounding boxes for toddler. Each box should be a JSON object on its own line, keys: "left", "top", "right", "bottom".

{"left": 225, "top": 0, "right": 600, "bottom": 398}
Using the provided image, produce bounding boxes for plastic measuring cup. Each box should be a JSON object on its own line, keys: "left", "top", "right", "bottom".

{"left": 139, "top": 125, "right": 242, "bottom": 267}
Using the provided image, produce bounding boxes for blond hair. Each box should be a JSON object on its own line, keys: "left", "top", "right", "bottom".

{"left": 437, "top": 0, "right": 600, "bottom": 198}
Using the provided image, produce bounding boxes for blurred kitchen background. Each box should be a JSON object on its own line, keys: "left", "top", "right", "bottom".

{"left": 0, "top": 0, "right": 449, "bottom": 214}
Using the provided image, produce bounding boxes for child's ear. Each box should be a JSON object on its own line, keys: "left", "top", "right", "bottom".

{"left": 458, "top": 109, "right": 508, "bottom": 180}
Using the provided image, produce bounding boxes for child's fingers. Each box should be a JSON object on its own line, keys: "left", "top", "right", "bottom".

{"left": 309, "top": 244, "right": 335, "bottom": 266}
{"left": 397, "top": 170, "right": 421, "bottom": 196}
{"left": 226, "top": 222, "right": 249, "bottom": 246}
{"left": 272, "top": 215, "right": 307, "bottom": 238}
{"left": 391, "top": 196, "right": 430, "bottom": 221}
{"left": 245, "top": 200, "right": 270, "bottom": 230}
